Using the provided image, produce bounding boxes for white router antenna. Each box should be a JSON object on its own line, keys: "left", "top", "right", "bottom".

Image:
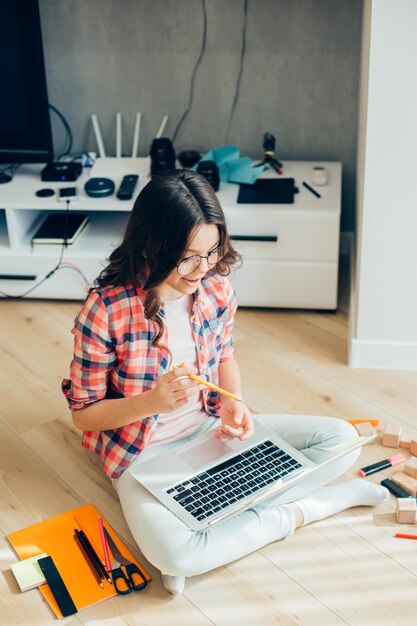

{"left": 116, "top": 112, "right": 122, "bottom": 158}
{"left": 91, "top": 114, "right": 106, "bottom": 158}
{"left": 156, "top": 115, "right": 169, "bottom": 138}
{"left": 131, "top": 112, "right": 142, "bottom": 157}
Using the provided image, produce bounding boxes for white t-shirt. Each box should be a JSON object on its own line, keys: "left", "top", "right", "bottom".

{"left": 148, "top": 294, "right": 208, "bottom": 447}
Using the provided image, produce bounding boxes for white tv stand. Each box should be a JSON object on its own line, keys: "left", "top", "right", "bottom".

{"left": 0, "top": 159, "right": 342, "bottom": 308}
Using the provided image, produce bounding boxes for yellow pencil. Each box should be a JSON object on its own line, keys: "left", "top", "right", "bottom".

{"left": 173, "top": 366, "right": 244, "bottom": 403}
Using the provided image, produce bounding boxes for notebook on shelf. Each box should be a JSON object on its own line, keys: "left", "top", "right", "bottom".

{"left": 31, "top": 213, "right": 89, "bottom": 246}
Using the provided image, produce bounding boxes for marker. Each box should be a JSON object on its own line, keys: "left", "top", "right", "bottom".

{"left": 381, "top": 477, "right": 410, "bottom": 498}
{"left": 302, "top": 181, "right": 321, "bottom": 198}
{"left": 395, "top": 533, "right": 417, "bottom": 540}
{"left": 359, "top": 453, "right": 405, "bottom": 477}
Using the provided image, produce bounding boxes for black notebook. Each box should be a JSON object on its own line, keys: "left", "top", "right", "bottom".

{"left": 238, "top": 178, "right": 298, "bottom": 204}
{"left": 32, "top": 213, "right": 89, "bottom": 245}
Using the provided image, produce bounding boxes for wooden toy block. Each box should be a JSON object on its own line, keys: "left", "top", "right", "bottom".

{"left": 410, "top": 439, "right": 417, "bottom": 457}
{"left": 382, "top": 423, "right": 402, "bottom": 448}
{"left": 354, "top": 422, "right": 375, "bottom": 438}
{"left": 400, "top": 433, "right": 412, "bottom": 449}
{"left": 405, "top": 457, "right": 417, "bottom": 480}
{"left": 392, "top": 472, "right": 417, "bottom": 498}
{"left": 396, "top": 498, "right": 417, "bottom": 524}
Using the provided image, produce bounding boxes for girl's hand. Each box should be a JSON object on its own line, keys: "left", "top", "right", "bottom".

{"left": 215, "top": 398, "right": 254, "bottom": 441}
{"left": 149, "top": 363, "right": 205, "bottom": 414}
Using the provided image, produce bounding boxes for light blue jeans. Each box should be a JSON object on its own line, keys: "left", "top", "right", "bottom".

{"left": 113, "top": 414, "right": 359, "bottom": 577}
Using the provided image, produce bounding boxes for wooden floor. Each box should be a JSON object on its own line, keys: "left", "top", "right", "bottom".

{"left": 2, "top": 263, "right": 417, "bottom": 625}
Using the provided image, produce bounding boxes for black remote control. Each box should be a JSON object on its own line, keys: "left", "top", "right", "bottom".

{"left": 116, "top": 174, "right": 139, "bottom": 200}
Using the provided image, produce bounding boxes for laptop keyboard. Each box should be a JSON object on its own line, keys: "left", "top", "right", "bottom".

{"left": 166, "top": 439, "right": 303, "bottom": 522}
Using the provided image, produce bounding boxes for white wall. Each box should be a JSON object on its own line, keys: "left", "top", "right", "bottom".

{"left": 350, "top": 0, "right": 417, "bottom": 369}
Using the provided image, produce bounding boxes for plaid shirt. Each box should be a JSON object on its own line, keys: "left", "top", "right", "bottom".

{"left": 62, "top": 274, "right": 237, "bottom": 478}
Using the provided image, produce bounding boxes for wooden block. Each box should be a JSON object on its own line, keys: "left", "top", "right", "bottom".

{"left": 382, "top": 423, "right": 402, "bottom": 448}
{"left": 400, "top": 433, "right": 412, "bottom": 449}
{"left": 410, "top": 439, "right": 417, "bottom": 456}
{"left": 392, "top": 472, "right": 417, "bottom": 498}
{"left": 405, "top": 457, "right": 417, "bottom": 480}
{"left": 354, "top": 422, "right": 375, "bottom": 438}
{"left": 396, "top": 498, "right": 417, "bottom": 524}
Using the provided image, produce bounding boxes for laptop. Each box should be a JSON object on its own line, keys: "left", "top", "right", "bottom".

{"left": 130, "top": 417, "right": 375, "bottom": 532}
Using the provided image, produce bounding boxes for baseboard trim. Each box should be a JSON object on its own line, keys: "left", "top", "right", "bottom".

{"left": 349, "top": 338, "right": 417, "bottom": 370}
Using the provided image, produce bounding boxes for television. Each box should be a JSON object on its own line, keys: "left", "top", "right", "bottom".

{"left": 0, "top": 0, "right": 53, "bottom": 164}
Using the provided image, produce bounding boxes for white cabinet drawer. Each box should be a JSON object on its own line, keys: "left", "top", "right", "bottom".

{"left": 226, "top": 210, "right": 340, "bottom": 262}
{"left": 230, "top": 259, "right": 338, "bottom": 309}
{"left": 0, "top": 255, "right": 101, "bottom": 299}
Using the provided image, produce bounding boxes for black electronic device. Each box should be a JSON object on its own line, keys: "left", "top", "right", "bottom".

{"left": 36, "top": 188, "right": 55, "bottom": 198}
{"left": 116, "top": 174, "right": 139, "bottom": 200}
{"left": 84, "top": 177, "right": 115, "bottom": 198}
{"left": 197, "top": 160, "right": 220, "bottom": 192}
{"left": 178, "top": 150, "right": 202, "bottom": 168}
{"left": 150, "top": 138, "right": 176, "bottom": 176}
{"left": 58, "top": 187, "right": 78, "bottom": 202}
{"left": 41, "top": 162, "right": 82, "bottom": 182}
{"left": 0, "top": 1, "right": 53, "bottom": 164}
{"left": 238, "top": 178, "right": 298, "bottom": 204}
{"left": 254, "top": 132, "right": 283, "bottom": 175}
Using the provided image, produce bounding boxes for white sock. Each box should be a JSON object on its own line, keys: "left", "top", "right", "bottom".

{"left": 161, "top": 573, "right": 185, "bottom": 596}
{"left": 295, "top": 479, "right": 389, "bottom": 526}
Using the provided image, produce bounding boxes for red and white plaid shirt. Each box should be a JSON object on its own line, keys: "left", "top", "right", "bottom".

{"left": 62, "top": 274, "right": 237, "bottom": 478}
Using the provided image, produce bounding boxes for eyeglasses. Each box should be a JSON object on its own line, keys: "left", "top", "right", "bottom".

{"left": 176, "top": 244, "right": 223, "bottom": 276}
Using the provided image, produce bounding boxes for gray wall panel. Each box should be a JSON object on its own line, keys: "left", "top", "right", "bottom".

{"left": 39, "top": 0, "right": 362, "bottom": 230}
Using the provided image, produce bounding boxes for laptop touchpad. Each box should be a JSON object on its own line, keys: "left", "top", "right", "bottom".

{"left": 177, "top": 437, "right": 234, "bottom": 470}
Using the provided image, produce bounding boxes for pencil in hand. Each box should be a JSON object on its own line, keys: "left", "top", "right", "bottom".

{"left": 173, "top": 365, "right": 244, "bottom": 403}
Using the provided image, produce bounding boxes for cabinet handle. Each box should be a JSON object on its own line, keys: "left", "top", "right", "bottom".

{"left": 230, "top": 235, "right": 278, "bottom": 242}
{"left": 0, "top": 274, "right": 37, "bottom": 281}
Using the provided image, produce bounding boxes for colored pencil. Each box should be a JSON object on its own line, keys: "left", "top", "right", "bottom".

{"left": 395, "top": 533, "right": 417, "bottom": 540}
{"left": 74, "top": 533, "right": 104, "bottom": 588}
{"left": 98, "top": 516, "right": 112, "bottom": 574}
{"left": 173, "top": 365, "right": 244, "bottom": 403}
{"left": 188, "top": 374, "right": 244, "bottom": 403}
{"left": 74, "top": 528, "right": 106, "bottom": 581}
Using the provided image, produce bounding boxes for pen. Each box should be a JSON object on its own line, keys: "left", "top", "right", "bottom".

{"left": 395, "top": 533, "right": 417, "bottom": 540}
{"left": 74, "top": 534, "right": 104, "bottom": 588}
{"left": 98, "top": 516, "right": 112, "bottom": 575}
{"left": 359, "top": 453, "right": 405, "bottom": 477}
{"left": 302, "top": 181, "right": 321, "bottom": 198}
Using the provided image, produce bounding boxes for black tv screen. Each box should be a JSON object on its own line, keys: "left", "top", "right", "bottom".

{"left": 0, "top": 0, "right": 53, "bottom": 163}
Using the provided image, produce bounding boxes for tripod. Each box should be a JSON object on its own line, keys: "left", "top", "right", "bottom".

{"left": 255, "top": 133, "right": 282, "bottom": 174}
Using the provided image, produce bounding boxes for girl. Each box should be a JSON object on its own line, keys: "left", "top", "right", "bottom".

{"left": 63, "top": 169, "right": 388, "bottom": 596}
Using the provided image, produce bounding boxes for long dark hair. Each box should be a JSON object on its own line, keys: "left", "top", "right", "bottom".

{"left": 95, "top": 169, "right": 241, "bottom": 344}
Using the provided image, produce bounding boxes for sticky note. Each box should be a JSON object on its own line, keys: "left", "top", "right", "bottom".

{"left": 11, "top": 552, "right": 48, "bottom": 592}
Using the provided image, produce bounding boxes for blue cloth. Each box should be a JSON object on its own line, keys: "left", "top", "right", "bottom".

{"left": 194, "top": 146, "right": 267, "bottom": 184}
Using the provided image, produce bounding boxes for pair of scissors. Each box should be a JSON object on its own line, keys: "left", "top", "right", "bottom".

{"left": 103, "top": 527, "right": 148, "bottom": 595}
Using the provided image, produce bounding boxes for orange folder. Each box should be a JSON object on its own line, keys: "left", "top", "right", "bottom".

{"left": 7, "top": 503, "right": 151, "bottom": 619}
